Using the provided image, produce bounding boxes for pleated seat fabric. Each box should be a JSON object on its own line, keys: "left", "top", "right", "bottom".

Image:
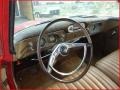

{"left": 95, "top": 50, "right": 119, "bottom": 85}
{"left": 48, "top": 66, "right": 119, "bottom": 89}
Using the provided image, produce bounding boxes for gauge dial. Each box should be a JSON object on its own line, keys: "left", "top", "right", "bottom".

{"left": 80, "top": 23, "right": 85, "bottom": 28}
{"left": 40, "top": 38, "right": 45, "bottom": 47}
{"left": 68, "top": 25, "right": 74, "bottom": 32}
{"left": 87, "top": 24, "right": 95, "bottom": 31}
{"left": 49, "top": 35, "right": 56, "bottom": 43}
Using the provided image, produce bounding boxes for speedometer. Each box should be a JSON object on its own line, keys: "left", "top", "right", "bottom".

{"left": 49, "top": 35, "right": 56, "bottom": 43}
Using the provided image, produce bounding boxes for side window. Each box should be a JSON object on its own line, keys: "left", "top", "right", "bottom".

{"left": 15, "top": 0, "right": 21, "bottom": 17}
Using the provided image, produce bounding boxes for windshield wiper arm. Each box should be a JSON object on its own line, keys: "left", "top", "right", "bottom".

{"left": 35, "top": 20, "right": 52, "bottom": 26}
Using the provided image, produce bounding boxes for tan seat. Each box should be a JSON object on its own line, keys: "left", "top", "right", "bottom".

{"left": 1, "top": 66, "right": 10, "bottom": 90}
{"left": 47, "top": 50, "right": 119, "bottom": 89}
{"left": 47, "top": 66, "right": 119, "bottom": 89}
{"left": 95, "top": 50, "right": 119, "bottom": 85}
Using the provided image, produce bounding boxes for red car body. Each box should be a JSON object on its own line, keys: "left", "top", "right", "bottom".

{"left": 0, "top": 0, "right": 16, "bottom": 89}
{"left": 0, "top": 1, "right": 46, "bottom": 89}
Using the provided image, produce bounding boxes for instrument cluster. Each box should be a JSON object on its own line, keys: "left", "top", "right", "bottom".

{"left": 40, "top": 30, "right": 66, "bottom": 48}
{"left": 40, "top": 23, "right": 87, "bottom": 48}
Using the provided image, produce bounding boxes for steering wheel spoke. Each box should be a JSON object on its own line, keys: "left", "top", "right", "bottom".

{"left": 47, "top": 45, "right": 60, "bottom": 73}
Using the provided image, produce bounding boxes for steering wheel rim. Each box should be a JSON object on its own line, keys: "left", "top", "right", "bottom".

{"left": 37, "top": 18, "right": 93, "bottom": 83}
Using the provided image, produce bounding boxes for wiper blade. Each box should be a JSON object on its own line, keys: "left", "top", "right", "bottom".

{"left": 70, "top": 15, "right": 98, "bottom": 18}
{"left": 70, "top": 15, "right": 86, "bottom": 18}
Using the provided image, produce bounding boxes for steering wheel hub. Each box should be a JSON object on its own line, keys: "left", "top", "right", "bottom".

{"left": 60, "top": 44, "right": 69, "bottom": 56}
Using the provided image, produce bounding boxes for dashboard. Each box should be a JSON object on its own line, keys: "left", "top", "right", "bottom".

{"left": 15, "top": 24, "right": 85, "bottom": 59}
{"left": 14, "top": 17, "right": 118, "bottom": 60}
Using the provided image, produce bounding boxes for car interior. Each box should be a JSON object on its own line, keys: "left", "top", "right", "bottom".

{"left": 1, "top": 1, "right": 119, "bottom": 90}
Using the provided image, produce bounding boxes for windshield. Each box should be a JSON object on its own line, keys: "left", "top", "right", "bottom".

{"left": 15, "top": 1, "right": 119, "bottom": 26}
{"left": 32, "top": 1, "right": 119, "bottom": 19}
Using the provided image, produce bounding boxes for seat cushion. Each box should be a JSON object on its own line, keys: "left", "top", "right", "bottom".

{"left": 95, "top": 50, "right": 119, "bottom": 85}
{"left": 47, "top": 66, "right": 119, "bottom": 89}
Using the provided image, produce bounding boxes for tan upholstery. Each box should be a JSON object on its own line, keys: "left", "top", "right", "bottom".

{"left": 47, "top": 50, "right": 119, "bottom": 89}
{"left": 1, "top": 66, "right": 10, "bottom": 90}
{"left": 1, "top": 68, "right": 7, "bottom": 82}
{"left": 95, "top": 50, "right": 119, "bottom": 85}
{"left": 47, "top": 66, "right": 119, "bottom": 89}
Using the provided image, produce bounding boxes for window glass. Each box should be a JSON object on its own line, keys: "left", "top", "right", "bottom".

{"left": 14, "top": 1, "right": 119, "bottom": 30}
